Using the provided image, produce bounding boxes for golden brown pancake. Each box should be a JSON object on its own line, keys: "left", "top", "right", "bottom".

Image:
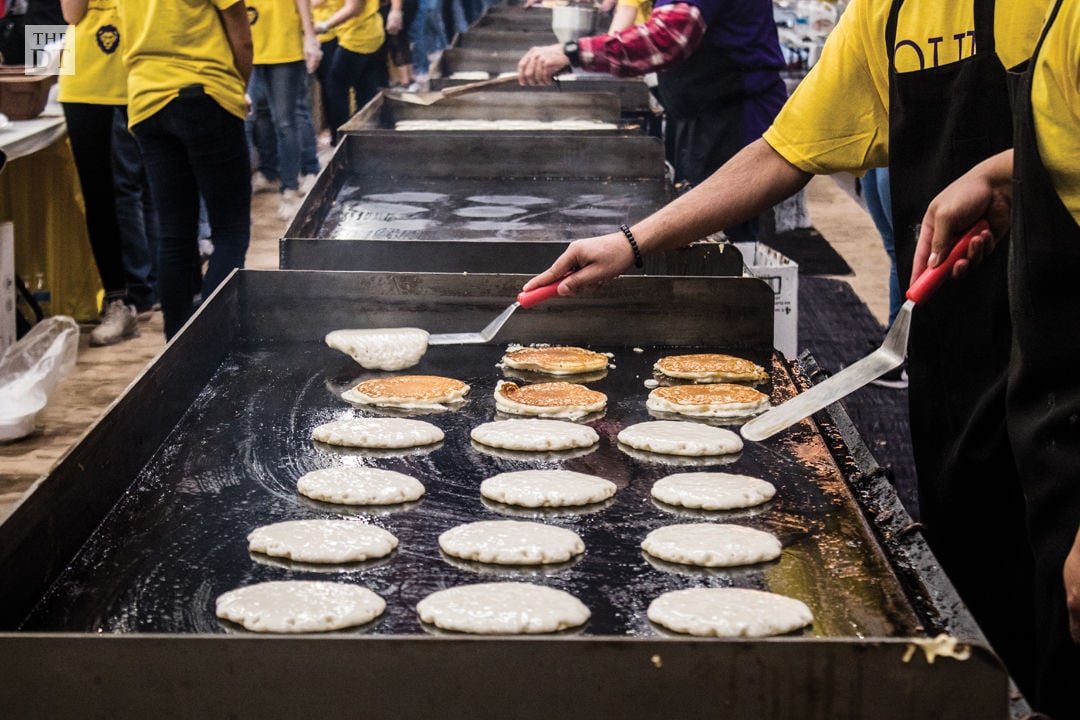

{"left": 646, "top": 383, "right": 769, "bottom": 419}
{"left": 342, "top": 375, "right": 470, "bottom": 409}
{"left": 502, "top": 346, "right": 609, "bottom": 375}
{"left": 654, "top": 353, "right": 768, "bottom": 383}
{"left": 494, "top": 380, "right": 607, "bottom": 420}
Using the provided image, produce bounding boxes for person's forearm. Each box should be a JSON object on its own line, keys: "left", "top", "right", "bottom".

{"left": 581, "top": 4, "right": 704, "bottom": 76}
{"left": 633, "top": 139, "right": 812, "bottom": 254}
{"left": 1065, "top": 523, "right": 1080, "bottom": 644}
{"left": 316, "top": 0, "right": 361, "bottom": 33}
{"left": 220, "top": 2, "right": 254, "bottom": 83}
{"left": 61, "top": 0, "right": 89, "bottom": 25}
{"left": 607, "top": 4, "right": 637, "bottom": 34}
{"left": 294, "top": 0, "right": 316, "bottom": 36}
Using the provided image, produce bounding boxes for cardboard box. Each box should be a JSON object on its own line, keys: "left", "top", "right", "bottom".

{"left": 0, "top": 222, "right": 14, "bottom": 353}
{"left": 734, "top": 241, "right": 798, "bottom": 358}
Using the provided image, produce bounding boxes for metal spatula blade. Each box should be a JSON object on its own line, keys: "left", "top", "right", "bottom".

{"left": 388, "top": 75, "right": 518, "bottom": 106}
{"left": 740, "top": 220, "right": 989, "bottom": 442}
{"left": 427, "top": 281, "right": 562, "bottom": 345}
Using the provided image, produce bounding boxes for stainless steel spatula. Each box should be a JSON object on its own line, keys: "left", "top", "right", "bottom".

{"left": 428, "top": 280, "right": 562, "bottom": 345}
{"left": 740, "top": 220, "right": 989, "bottom": 442}
{"left": 388, "top": 75, "right": 518, "bottom": 106}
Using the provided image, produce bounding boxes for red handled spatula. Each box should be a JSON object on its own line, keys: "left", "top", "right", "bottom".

{"left": 427, "top": 280, "right": 563, "bottom": 345}
{"left": 739, "top": 220, "right": 989, "bottom": 442}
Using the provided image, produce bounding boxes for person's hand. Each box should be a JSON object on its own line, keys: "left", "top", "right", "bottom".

{"left": 518, "top": 44, "right": 570, "bottom": 86}
{"left": 522, "top": 232, "right": 635, "bottom": 296}
{"left": 304, "top": 33, "right": 323, "bottom": 73}
{"left": 244, "top": 92, "right": 253, "bottom": 115}
{"left": 1065, "top": 525, "right": 1080, "bottom": 644}
{"left": 386, "top": 8, "right": 403, "bottom": 34}
{"left": 912, "top": 150, "right": 1012, "bottom": 283}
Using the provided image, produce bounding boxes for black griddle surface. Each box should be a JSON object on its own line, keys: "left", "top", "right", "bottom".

{"left": 22, "top": 342, "right": 920, "bottom": 637}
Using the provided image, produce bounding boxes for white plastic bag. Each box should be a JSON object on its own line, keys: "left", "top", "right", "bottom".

{"left": 0, "top": 316, "right": 79, "bottom": 442}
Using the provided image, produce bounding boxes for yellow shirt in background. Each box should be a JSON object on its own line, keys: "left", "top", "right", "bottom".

{"left": 119, "top": 0, "right": 248, "bottom": 128}
{"left": 764, "top": 0, "right": 1052, "bottom": 175}
{"left": 617, "top": 0, "right": 652, "bottom": 27}
{"left": 313, "top": 0, "right": 341, "bottom": 42}
{"left": 1031, "top": 0, "right": 1080, "bottom": 223}
{"left": 57, "top": 0, "right": 126, "bottom": 105}
{"left": 336, "top": 0, "right": 384, "bottom": 55}
{"left": 248, "top": 0, "right": 303, "bottom": 64}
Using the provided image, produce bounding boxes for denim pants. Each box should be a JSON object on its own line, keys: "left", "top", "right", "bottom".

{"left": 132, "top": 90, "right": 250, "bottom": 339}
{"left": 862, "top": 167, "right": 900, "bottom": 325}
{"left": 248, "top": 61, "right": 307, "bottom": 191}
{"left": 249, "top": 72, "right": 320, "bottom": 181}
{"left": 408, "top": 0, "right": 448, "bottom": 76}
{"left": 326, "top": 46, "right": 380, "bottom": 132}
{"left": 111, "top": 106, "right": 159, "bottom": 312}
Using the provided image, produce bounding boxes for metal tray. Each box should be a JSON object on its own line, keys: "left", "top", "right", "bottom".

{"left": 281, "top": 133, "right": 741, "bottom": 276}
{"left": 0, "top": 271, "right": 1007, "bottom": 718}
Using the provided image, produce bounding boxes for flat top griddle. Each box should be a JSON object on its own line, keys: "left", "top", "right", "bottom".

{"left": 315, "top": 178, "right": 671, "bottom": 243}
{"left": 22, "top": 340, "right": 917, "bottom": 637}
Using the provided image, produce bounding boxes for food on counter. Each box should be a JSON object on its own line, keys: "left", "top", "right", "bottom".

{"left": 297, "top": 466, "right": 426, "bottom": 505}
{"left": 438, "top": 520, "right": 584, "bottom": 565}
{"left": 342, "top": 375, "right": 470, "bottom": 410}
{"left": 480, "top": 469, "right": 616, "bottom": 508}
{"left": 640, "top": 523, "right": 781, "bottom": 568}
{"left": 501, "top": 345, "right": 610, "bottom": 375}
{"left": 416, "top": 582, "right": 590, "bottom": 634}
{"left": 650, "top": 471, "right": 776, "bottom": 510}
{"left": 470, "top": 418, "right": 599, "bottom": 451}
{"left": 494, "top": 380, "right": 607, "bottom": 420}
{"left": 247, "top": 519, "right": 399, "bottom": 564}
{"left": 466, "top": 194, "right": 553, "bottom": 207}
{"left": 394, "top": 119, "right": 620, "bottom": 132}
{"left": 312, "top": 417, "right": 444, "bottom": 448}
{"left": 618, "top": 420, "right": 743, "bottom": 457}
{"left": 646, "top": 383, "right": 770, "bottom": 419}
{"left": 215, "top": 580, "right": 386, "bottom": 633}
{"left": 647, "top": 588, "right": 812, "bottom": 638}
{"left": 325, "top": 327, "right": 430, "bottom": 371}
{"left": 654, "top": 353, "right": 769, "bottom": 383}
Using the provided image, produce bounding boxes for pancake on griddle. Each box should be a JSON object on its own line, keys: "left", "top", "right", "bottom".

{"left": 654, "top": 353, "right": 768, "bottom": 384}
{"left": 647, "top": 383, "right": 769, "bottom": 419}
{"left": 494, "top": 380, "right": 607, "bottom": 420}
{"left": 501, "top": 346, "right": 609, "bottom": 375}
{"left": 342, "top": 375, "right": 470, "bottom": 410}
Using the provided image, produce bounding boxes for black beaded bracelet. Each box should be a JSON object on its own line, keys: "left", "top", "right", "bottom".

{"left": 619, "top": 224, "right": 644, "bottom": 268}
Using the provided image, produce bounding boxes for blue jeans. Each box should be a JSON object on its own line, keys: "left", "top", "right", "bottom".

{"left": 409, "top": 0, "right": 448, "bottom": 76}
{"left": 132, "top": 90, "right": 251, "bottom": 339}
{"left": 863, "top": 166, "right": 900, "bottom": 325}
{"left": 112, "top": 106, "right": 159, "bottom": 312}
{"left": 248, "top": 61, "right": 307, "bottom": 191}
{"left": 326, "top": 46, "right": 380, "bottom": 132}
{"left": 248, "top": 69, "right": 320, "bottom": 182}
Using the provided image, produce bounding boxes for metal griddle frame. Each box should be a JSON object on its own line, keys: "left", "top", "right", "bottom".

{"left": 0, "top": 271, "right": 1009, "bottom": 719}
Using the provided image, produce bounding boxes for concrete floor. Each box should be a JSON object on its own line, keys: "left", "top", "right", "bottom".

{"left": 0, "top": 168, "right": 889, "bottom": 522}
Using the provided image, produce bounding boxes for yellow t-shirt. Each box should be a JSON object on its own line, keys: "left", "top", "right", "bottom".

{"left": 119, "top": 0, "right": 248, "bottom": 128}
{"left": 313, "top": 0, "right": 340, "bottom": 42}
{"left": 1031, "top": 0, "right": 1080, "bottom": 223}
{"left": 617, "top": 0, "right": 652, "bottom": 27}
{"left": 57, "top": 0, "right": 126, "bottom": 105}
{"left": 248, "top": 0, "right": 303, "bottom": 65}
{"left": 336, "top": 0, "right": 384, "bottom": 55}
{"left": 763, "top": 0, "right": 1053, "bottom": 175}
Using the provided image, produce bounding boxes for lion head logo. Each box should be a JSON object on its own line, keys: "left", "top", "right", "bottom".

{"left": 247, "top": 6, "right": 259, "bottom": 25}
{"left": 96, "top": 24, "right": 119, "bottom": 55}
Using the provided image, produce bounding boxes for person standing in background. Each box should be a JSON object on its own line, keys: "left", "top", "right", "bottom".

{"left": 246, "top": 0, "right": 321, "bottom": 220}
{"left": 407, "top": 0, "right": 446, "bottom": 92}
{"left": 862, "top": 165, "right": 907, "bottom": 389}
{"left": 316, "top": 0, "right": 383, "bottom": 134}
{"left": 517, "top": 0, "right": 787, "bottom": 244}
{"left": 375, "top": 0, "right": 416, "bottom": 90}
{"left": 311, "top": 0, "right": 360, "bottom": 141}
{"left": 111, "top": 107, "right": 160, "bottom": 322}
{"left": 117, "top": 0, "right": 252, "bottom": 340}
{"left": 58, "top": 0, "right": 139, "bottom": 346}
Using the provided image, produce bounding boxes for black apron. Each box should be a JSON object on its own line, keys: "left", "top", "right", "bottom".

{"left": 656, "top": 31, "right": 785, "bottom": 243}
{"left": 1008, "top": 0, "right": 1080, "bottom": 713}
{"left": 886, "top": 0, "right": 1036, "bottom": 693}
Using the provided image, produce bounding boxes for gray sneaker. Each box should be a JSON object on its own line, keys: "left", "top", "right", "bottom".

{"left": 90, "top": 299, "right": 138, "bottom": 346}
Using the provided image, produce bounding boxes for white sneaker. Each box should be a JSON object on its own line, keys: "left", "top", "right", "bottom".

{"left": 250, "top": 172, "right": 277, "bottom": 194}
{"left": 90, "top": 299, "right": 138, "bottom": 347}
{"left": 278, "top": 188, "right": 301, "bottom": 221}
{"left": 298, "top": 173, "right": 318, "bottom": 196}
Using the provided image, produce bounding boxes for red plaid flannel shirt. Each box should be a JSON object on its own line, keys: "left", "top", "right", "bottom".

{"left": 578, "top": 4, "right": 707, "bottom": 77}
